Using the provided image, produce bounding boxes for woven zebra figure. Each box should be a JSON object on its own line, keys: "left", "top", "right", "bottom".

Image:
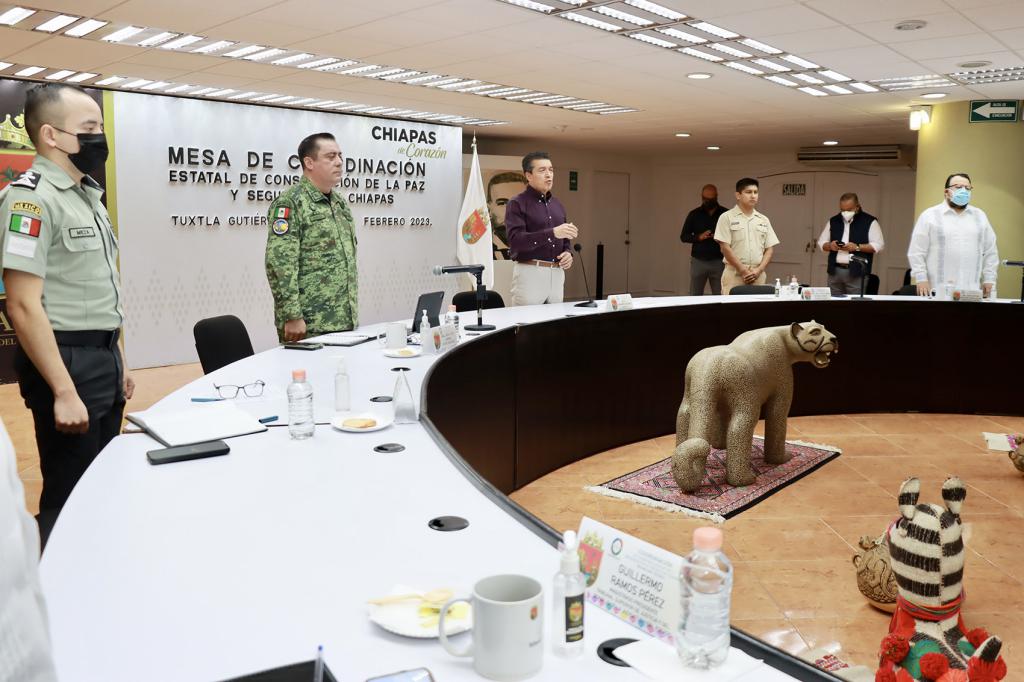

{"left": 876, "top": 476, "right": 1008, "bottom": 682}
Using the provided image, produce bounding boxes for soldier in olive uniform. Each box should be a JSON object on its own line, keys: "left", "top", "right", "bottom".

{"left": 265, "top": 132, "right": 358, "bottom": 342}
{"left": 0, "top": 84, "right": 133, "bottom": 512}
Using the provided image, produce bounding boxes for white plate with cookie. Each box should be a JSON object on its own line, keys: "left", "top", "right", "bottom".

{"left": 382, "top": 346, "right": 422, "bottom": 359}
{"left": 331, "top": 412, "right": 394, "bottom": 433}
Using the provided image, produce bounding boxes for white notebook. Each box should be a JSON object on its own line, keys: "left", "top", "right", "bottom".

{"left": 126, "top": 402, "right": 267, "bottom": 447}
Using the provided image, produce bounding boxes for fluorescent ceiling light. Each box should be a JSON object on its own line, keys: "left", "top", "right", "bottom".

{"left": 725, "top": 62, "right": 763, "bottom": 75}
{"left": 379, "top": 70, "right": 422, "bottom": 80}
{"left": 34, "top": 14, "right": 79, "bottom": 32}
{"left": 249, "top": 93, "right": 280, "bottom": 101}
{"left": 224, "top": 45, "right": 266, "bottom": 58}
{"left": 140, "top": 81, "right": 171, "bottom": 90}
{"left": 920, "top": 92, "right": 947, "bottom": 99}
{"left": 315, "top": 60, "right": 359, "bottom": 72}
{"left": 792, "top": 73, "right": 824, "bottom": 84}
{"left": 289, "top": 98, "right": 317, "bottom": 105}
{"left": 65, "top": 72, "right": 97, "bottom": 83}
{"left": 591, "top": 6, "right": 652, "bottom": 26}
{"left": 160, "top": 34, "right": 203, "bottom": 50}
{"left": 65, "top": 19, "right": 107, "bottom": 37}
{"left": 401, "top": 74, "right": 444, "bottom": 84}
{"left": 229, "top": 91, "right": 258, "bottom": 99}
{"left": 272, "top": 53, "right": 313, "bottom": 65}
{"left": 204, "top": 88, "right": 235, "bottom": 97}
{"left": 45, "top": 69, "right": 76, "bottom": 80}
{"left": 680, "top": 47, "right": 723, "bottom": 62}
{"left": 366, "top": 68, "right": 407, "bottom": 78}
{"left": 500, "top": 0, "right": 555, "bottom": 11}
{"left": 439, "top": 79, "right": 479, "bottom": 89}
{"left": 190, "top": 87, "right": 218, "bottom": 96}
{"left": 0, "top": 7, "right": 36, "bottom": 25}
{"left": 819, "top": 69, "right": 851, "bottom": 82}
{"left": 739, "top": 38, "right": 782, "bottom": 54}
{"left": 752, "top": 59, "right": 790, "bottom": 72}
{"left": 459, "top": 83, "right": 503, "bottom": 93}
{"left": 657, "top": 27, "right": 706, "bottom": 44}
{"left": 630, "top": 34, "right": 675, "bottom": 48}
{"left": 706, "top": 146, "right": 720, "bottom": 150}
{"left": 781, "top": 54, "right": 819, "bottom": 69}
{"left": 532, "top": 95, "right": 575, "bottom": 103}
{"left": 95, "top": 76, "right": 125, "bottom": 86}
{"left": 297, "top": 57, "right": 340, "bottom": 69}
{"left": 121, "top": 79, "right": 153, "bottom": 88}
{"left": 765, "top": 75, "right": 797, "bottom": 86}
{"left": 165, "top": 84, "right": 196, "bottom": 93}
{"left": 138, "top": 32, "right": 178, "bottom": 47}
{"left": 245, "top": 48, "right": 286, "bottom": 61}
{"left": 850, "top": 82, "right": 879, "bottom": 92}
{"left": 823, "top": 140, "right": 838, "bottom": 146}
{"left": 597, "top": 108, "right": 636, "bottom": 114}
{"left": 687, "top": 72, "right": 712, "bottom": 79}
{"left": 504, "top": 91, "right": 545, "bottom": 100}
{"left": 623, "top": 1, "right": 685, "bottom": 21}
{"left": 561, "top": 12, "right": 622, "bottom": 32}
{"left": 14, "top": 66, "right": 45, "bottom": 77}
{"left": 708, "top": 44, "right": 751, "bottom": 58}
{"left": 424, "top": 77, "right": 463, "bottom": 87}
{"left": 798, "top": 86, "right": 828, "bottom": 96}
{"left": 102, "top": 26, "right": 145, "bottom": 42}
{"left": 312, "top": 101, "right": 339, "bottom": 107}
{"left": 0, "top": 62, "right": 11, "bottom": 71}
{"left": 265, "top": 95, "right": 296, "bottom": 103}
{"left": 336, "top": 64, "right": 383, "bottom": 75}
{"left": 688, "top": 22, "right": 738, "bottom": 39}
{"left": 191, "top": 40, "right": 233, "bottom": 53}
{"left": 675, "top": 132, "right": 690, "bottom": 137}
{"left": 823, "top": 84, "right": 852, "bottom": 94}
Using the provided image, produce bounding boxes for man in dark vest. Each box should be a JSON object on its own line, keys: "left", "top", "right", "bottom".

{"left": 817, "top": 192, "right": 885, "bottom": 295}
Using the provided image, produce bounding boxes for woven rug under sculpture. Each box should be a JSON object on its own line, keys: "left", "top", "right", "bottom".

{"left": 587, "top": 437, "right": 841, "bottom": 522}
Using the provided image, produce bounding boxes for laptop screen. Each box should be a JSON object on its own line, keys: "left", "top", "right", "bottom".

{"left": 411, "top": 291, "right": 444, "bottom": 332}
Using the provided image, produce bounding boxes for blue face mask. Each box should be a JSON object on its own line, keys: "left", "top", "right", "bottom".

{"left": 950, "top": 187, "right": 971, "bottom": 207}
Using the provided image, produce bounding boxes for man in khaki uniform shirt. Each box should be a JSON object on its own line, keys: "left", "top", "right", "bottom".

{"left": 714, "top": 177, "right": 780, "bottom": 294}
{"left": 0, "top": 83, "right": 132, "bottom": 513}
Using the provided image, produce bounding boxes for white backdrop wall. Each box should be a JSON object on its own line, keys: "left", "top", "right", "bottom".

{"left": 113, "top": 93, "right": 461, "bottom": 368}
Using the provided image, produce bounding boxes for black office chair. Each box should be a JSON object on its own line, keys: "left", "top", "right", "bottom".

{"left": 729, "top": 285, "right": 776, "bottom": 295}
{"left": 193, "top": 315, "right": 255, "bottom": 374}
{"left": 866, "top": 274, "right": 880, "bottom": 295}
{"left": 35, "top": 509, "right": 59, "bottom": 554}
{"left": 893, "top": 284, "right": 917, "bottom": 296}
{"left": 903, "top": 268, "right": 912, "bottom": 286}
{"left": 452, "top": 290, "right": 505, "bottom": 313}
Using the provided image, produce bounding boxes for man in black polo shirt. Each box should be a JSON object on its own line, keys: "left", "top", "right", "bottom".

{"left": 680, "top": 184, "right": 726, "bottom": 295}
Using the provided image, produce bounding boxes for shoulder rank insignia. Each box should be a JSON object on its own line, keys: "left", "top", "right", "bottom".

{"left": 272, "top": 218, "right": 289, "bottom": 235}
{"left": 10, "top": 170, "right": 40, "bottom": 190}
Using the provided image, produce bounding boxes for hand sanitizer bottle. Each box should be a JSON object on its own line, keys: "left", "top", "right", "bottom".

{"left": 420, "top": 309, "right": 431, "bottom": 334}
{"left": 552, "top": 530, "right": 585, "bottom": 658}
{"left": 774, "top": 278, "right": 781, "bottom": 298}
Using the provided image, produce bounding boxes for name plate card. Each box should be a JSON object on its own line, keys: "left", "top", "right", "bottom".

{"left": 606, "top": 293, "right": 634, "bottom": 311}
{"left": 422, "top": 323, "right": 459, "bottom": 354}
{"left": 952, "top": 289, "right": 983, "bottom": 302}
{"left": 801, "top": 287, "right": 832, "bottom": 301}
{"left": 577, "top": 516, "right": 681, "bottom": 645}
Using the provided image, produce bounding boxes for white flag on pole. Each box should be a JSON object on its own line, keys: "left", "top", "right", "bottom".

{"left": 456, "top": 138, "right": 494, "bottom": 288}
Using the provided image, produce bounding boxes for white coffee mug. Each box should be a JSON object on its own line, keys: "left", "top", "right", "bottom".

{"left": 379, "top": 322, "right": 407, "bottom": 350}
{"left": 439, "top": 574, "right": 544, "bottom": 681}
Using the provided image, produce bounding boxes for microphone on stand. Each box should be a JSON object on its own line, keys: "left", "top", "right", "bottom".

{"left": 573, "top": 243, "right": 598, "bottom": 308}
{"left": 1000, "top": 260, "right": 1024, "bottom": 267}
{"left": 432, "top": 264, "right": 485, "bottom": 275}
{"left": 432, "top": 263, "right": 495, "bottom": 331}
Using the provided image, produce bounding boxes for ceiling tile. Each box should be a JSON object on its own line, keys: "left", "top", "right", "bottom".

{"left": 115, "top": 51, "right": 225, "bottom": 72}
{"left": 917, "top": 50, "right": 1024, "bottom": 73}
{"left": 852, "top": 12, "right": 991, "bottom": 43}
{"left": 282, "top": 32, "right": 404, "bottom": 59}
{"left": 0, "top": 27, "right": 51, "bottom": 60}
{"left": 10, "top": 35, "right": 142, "bottom": 70}
{"left": 764, "top": 26, "right": 877, "bottom": 53}
{"left": 960, "top": 3, "right": 1024, "bottom": 32}
{"left": 992, "top": 27, "right": 1024, "bottom": 49}
{"left": 709, "top": 4, "right": 839, "bottom": 36}
{"left": 889, "top": 33, "right": 1003, "bottom": 60}
{"left": 803, "top": 0, "right": 953, "bottom": 25}
{"left": 98, "top": 0, "right": 284, "bottom": 34}
{"left": 205, "top": 18, "right": 331, "bottom": 47}
{"left": 802, "top": 44, "right": 930, "bottom": 79}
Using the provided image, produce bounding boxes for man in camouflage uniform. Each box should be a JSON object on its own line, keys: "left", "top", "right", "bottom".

{"left": 265, "top": 132, "right": 357, "bottom": 342}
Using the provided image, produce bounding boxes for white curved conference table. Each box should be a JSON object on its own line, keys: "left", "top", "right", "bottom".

{"left": 37, "top": 296, "right": 860, "bottom": 682}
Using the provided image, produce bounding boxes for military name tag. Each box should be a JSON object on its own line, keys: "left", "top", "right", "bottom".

{"left": 952, "top": 289, "right": 983, "bottom": 302}
{"left": 69, "top": 227, "right": 96, "bottom": 239}
{"left": 801, "top": 287, "right": 831, "bottom": 301}
{"left": 606, "top": 293, "right": 634, "bottom": 311}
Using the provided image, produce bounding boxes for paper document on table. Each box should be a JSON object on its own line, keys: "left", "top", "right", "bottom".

{"left": 307, "top": 332, "right": 373, "bottom": 347}
{"left": 982, "top": 432, "right": 1014, "bottom": 452}
{"left": 126, "top": 402, "right": 267, "bottom": 447}
{"left": 613, "top": 638, "right": 763, "bottom": 681}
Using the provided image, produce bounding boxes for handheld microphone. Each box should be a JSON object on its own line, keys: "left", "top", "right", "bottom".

{"left": 572, "top": 243, "right": 598, "bottom": 308}
{"left": 1001, "top": 260, "right": 1024, "bottom": 267}
{"left": 432, "top": 264, "right": 484, "bottom": 275}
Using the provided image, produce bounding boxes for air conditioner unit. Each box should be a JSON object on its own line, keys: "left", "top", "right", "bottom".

{"left": 797, "top": 145, "right": 911, "bottom": 166}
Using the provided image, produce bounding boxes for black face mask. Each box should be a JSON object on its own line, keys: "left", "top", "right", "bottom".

{"left": 702, "top": 199, "right": 718, "bottom": 210}
{"left": 54, "top": 128, "right": 109, "bottom": 174}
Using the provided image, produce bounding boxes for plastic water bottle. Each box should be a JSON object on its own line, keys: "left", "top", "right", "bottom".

{"left": 989, "top": 284, "right": 998, "bottom": 301}
{"left": 334, "top": 358, "right": 350, "bottom": 412}
{"left": 774, "top": 278, "right": 781, "bottom": 298}
{"left": 788, "top": 275, "right": 799, "bottom": 299}
{"left": 552, "top": 530, "right": 585, "bottom": 658}
{"left": 445, "top": 304, "right": 460, "bottom": 333}
{"left": 677, "top": 527, "right": 733, "bottom": 669}
{"left": 287, "top": 369, "right": 314, "bottom": 439}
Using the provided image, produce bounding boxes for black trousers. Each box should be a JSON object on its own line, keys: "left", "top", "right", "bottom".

{"left": 15, "top": 338, "right": 125, "bottom": 512}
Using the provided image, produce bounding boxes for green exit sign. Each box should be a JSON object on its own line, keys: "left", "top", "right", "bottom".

{"left": 569, "top": 170, "right": 578, "bottom": 191}
{"left": 969, "top": 100, "right": 1019, "bottom": 123}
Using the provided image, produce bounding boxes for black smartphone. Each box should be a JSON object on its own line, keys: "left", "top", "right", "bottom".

{"left": 147, "top": 440, "right": 230, "bottom": 465}
{"left": 835, "top": 241, "right": 845, "bottom": 247}
{"left": 282, "top": 342, "right": 322, "bottom": 350}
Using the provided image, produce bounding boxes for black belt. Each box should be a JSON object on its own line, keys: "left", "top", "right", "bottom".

{"left": 54, "top": 329, "right": 120, "bottom": 349}
{"left": 835, "top": 263, "right": 850, "bottom": 269}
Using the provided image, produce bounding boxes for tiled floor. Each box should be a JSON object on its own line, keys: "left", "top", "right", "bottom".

{"left": 3, "top": 363, "right": 204, "bottom": 516}
{"left": 510, "top": 413, "right": 1024, "bottom": 673}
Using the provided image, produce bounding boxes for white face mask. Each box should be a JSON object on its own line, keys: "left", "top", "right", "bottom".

{"left": 841, "top": 210, "right": 856, "bottom": 221}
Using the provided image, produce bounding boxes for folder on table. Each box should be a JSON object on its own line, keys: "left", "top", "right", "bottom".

{"left": 126, "top": 401, "right": 267, "bottom": 447}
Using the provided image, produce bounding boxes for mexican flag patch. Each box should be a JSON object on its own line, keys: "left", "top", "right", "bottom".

{"left": 276, "top": 207, "right": 290, "bottom": 219}
{"left": 9, "top": 214, "right": 41, "bottom": 238}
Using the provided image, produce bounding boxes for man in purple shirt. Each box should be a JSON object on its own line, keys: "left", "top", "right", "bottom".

{"left": 505, "top": 151, "right": 577, "bottom": 305}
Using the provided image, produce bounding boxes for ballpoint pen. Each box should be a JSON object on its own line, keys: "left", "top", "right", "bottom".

{"left": 258, "top": 415, "right": 279, "bottom": 424}
{"left": 190, "top": 397, "right": 224, "bottom": 402}
{"left": 313, "top": 644, "right": 323, "bottom": 682}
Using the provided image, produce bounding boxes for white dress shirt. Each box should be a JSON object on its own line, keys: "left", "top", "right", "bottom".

{"left": 907, "top": 202, "right": 999, "bottom": 289}
{"left": 0, "top": 418, "right": 57, "bottom": 682}
{"left": 817, "top": 214, "right": 885, "bottom": 265}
